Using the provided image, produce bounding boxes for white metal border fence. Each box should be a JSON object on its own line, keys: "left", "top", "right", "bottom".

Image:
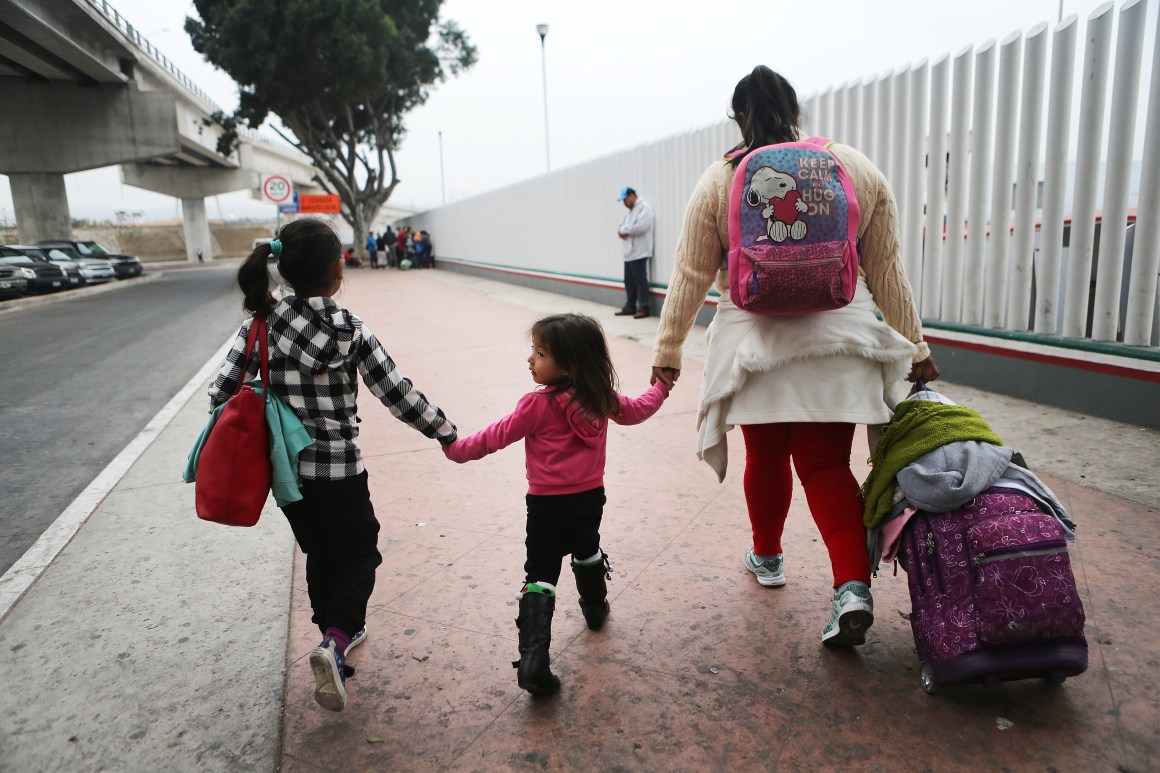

{"left": 407, "top": 0, "right": 1159, "bottom": 349}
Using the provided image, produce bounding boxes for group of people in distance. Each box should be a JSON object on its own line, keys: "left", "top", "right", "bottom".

{"left": 350, "top": 225, "right": 434, "bottom": 270}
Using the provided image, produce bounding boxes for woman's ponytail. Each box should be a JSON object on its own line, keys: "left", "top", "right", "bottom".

{"left": 237, "top": 244, "right": 276, "bottom": 316}
{"left": 727, "top": 65, "right": 801, "bottom": 166}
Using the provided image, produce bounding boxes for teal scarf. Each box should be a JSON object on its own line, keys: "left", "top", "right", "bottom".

{"left": 184, "top": 382, "right": 313, "bottom": 507}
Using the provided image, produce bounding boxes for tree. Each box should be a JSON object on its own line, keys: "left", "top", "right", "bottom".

{"left": 185, "top": 0, "right": 475, "bottom": 250}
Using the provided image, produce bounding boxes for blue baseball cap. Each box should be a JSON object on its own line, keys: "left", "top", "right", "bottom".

{"left": 617, "top": 186, "right": 636, "bottom": 202}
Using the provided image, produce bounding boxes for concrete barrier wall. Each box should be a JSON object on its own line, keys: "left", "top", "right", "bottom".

{"left": 403, "top": 120, "right": 741, "bottom": 296}
{"left": 403, "top": 4, "right": 1160, "bottom": 353}
{"left": 398, "top": 5, "right": 1160, "bottom": 427}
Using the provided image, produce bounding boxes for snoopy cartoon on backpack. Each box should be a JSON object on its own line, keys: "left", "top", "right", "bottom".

{"left": 727, "top": 136, "right": 860, "bottom": 316}
{"left": 747, "top": 167, "right": 808, "bottom": 243}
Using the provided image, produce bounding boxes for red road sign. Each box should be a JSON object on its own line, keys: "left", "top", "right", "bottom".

{"left": 261, "top": 175, "right": 293, "bottom": 204}
{"left": 298, "top": 194, "right": 341, "bottom": 214}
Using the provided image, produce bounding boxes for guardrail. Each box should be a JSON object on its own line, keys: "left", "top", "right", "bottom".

{"left": 83, "top": 0, "right": 274, "bottom": 148}
{"left": 807, "top": 0, "right": 1158, "bottom": 346}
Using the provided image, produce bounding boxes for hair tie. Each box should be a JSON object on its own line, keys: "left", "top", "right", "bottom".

{"left": 270, "top": 239, "right": 283, "bottom": 257}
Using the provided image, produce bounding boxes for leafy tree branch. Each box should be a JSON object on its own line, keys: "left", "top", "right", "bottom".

{"left": 186, "top": 0, "right": 475, "bottom": 249}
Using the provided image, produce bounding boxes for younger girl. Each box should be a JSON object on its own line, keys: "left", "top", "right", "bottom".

{"left": 443, "top": 313, "right": 669, "bottom": 695}
{"left": 209, "top": 218, "right": 457, "bottom": 712}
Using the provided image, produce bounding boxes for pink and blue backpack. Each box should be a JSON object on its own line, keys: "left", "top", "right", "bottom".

{"left": 727, "top": 137, "right": 861, "bottom": 315}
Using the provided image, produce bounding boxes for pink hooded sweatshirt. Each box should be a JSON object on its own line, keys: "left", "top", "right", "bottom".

{"left": 443, "top": 382, "right": 668, "bottom": 495}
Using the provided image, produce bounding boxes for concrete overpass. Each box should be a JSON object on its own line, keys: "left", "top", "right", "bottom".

{"left": 0, "top": 0, "right": 320, "bottom": 260}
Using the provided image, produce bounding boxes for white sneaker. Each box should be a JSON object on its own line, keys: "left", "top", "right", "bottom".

{"left": 821, "top": 581, "right": 874, "bottom": 646}
{"left": 744, "top": 548, "right": 786, "bottom": 587}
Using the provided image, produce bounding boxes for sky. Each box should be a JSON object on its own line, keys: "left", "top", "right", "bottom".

{"left": 0, "top": 0, "right": 1147, "bottom": 226}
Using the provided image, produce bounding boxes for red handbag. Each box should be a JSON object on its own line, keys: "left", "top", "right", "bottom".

{"left": 195, "top": 316, "right": 272, "bottom": 527}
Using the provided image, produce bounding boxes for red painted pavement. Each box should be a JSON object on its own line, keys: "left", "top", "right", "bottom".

{"left": 278, "top": 268, "right": 1159, "bottom": 773}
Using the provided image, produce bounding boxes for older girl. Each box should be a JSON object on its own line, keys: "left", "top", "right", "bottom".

{"left": 211, "top": 218, "right": 456, "bottom": 711}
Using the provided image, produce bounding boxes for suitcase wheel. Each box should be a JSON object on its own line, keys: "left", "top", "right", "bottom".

{"left": 919, "top": 662, "right": 938, "bottom": 694}
{"left": 1048, "top": 669, "right": 1067, "bottom": 685}
{"left": 981, "top": 674, "right": 1001, "bottom": 689}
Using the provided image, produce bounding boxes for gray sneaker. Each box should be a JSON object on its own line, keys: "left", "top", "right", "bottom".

{"left": 744, "top": 548, "right": 786, "bottom": 587}
{"left": 821, "top": 581, "right": 874, "bottom": 646}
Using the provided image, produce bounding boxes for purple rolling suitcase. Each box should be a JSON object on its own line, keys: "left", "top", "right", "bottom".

{"left": 901, "top": 488, "right": 1087, "bottom": 693}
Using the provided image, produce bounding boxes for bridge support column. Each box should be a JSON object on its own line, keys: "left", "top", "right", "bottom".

{"left": 9, "top": 173, "right": 71, "bottom": 244}
{"left": 181, "top": 198, "right": 214, "bottom": 263}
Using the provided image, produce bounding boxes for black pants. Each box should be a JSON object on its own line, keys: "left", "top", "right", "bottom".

{"left": 623, "top": 257, "right": 650, "bottom": 312}
{"left": 524, "top": 487, "right": 605, "bottom": 586}
{"left": 281, "top": 471, "right": 382, "bottom": 638}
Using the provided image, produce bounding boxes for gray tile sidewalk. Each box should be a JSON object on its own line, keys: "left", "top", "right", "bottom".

{"left": 0, "top": 384, "right": 295, "bottom": 771}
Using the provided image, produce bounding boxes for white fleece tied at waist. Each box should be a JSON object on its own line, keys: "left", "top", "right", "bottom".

{"left": 696, "top": 278, "right": 917, "bottom": 481}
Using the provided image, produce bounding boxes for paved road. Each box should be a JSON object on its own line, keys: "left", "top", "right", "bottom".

{"left": 0, "top": 267, "right": 244, "bottom": 575}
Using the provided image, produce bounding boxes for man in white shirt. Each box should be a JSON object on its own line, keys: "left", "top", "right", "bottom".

{"left": 615, "top": 186, "right": 655, "bottom": 319}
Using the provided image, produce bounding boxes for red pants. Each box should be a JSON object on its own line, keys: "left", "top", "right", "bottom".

{"left": 740, "top": 422, "right": 870, "bottom": 588}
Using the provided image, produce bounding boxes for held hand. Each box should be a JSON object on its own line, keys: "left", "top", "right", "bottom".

{"left": 651, "top": 366, "right": 680, "bottom": 390}
{"left": 906, "top": 356, "right": 940, "bottom": 383}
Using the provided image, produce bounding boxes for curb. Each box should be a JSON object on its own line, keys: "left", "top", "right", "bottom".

{"left": 0, "top": 272, "right": 164, "bottom": 316}
{"left": 143, "top": 257, "right": 245, "bottom": 272}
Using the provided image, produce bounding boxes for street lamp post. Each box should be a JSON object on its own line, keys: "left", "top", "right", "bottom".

{"left": 536, "top": 23, "right": 550, "bottom": 171}
{"left": 438, "top": 130, "right": 446, "bottom": 205}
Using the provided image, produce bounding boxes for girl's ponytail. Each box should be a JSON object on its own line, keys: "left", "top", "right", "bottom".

{"left": 238, "top": 243, "right": 276, "bottom": 316}
{"left": 237, "top": 219, "right": 341, "bottom": 313}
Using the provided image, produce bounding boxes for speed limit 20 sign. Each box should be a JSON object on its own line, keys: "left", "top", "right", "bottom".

{"left": 261, "top": 174, "right": 293, "bottom": 204}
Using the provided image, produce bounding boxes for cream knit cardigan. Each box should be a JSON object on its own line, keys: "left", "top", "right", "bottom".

{"left": 652, "top": 144, "right": 930, "bottom": 369}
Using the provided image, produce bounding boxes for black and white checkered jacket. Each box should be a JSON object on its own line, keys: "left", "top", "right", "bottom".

{"left": 209, "top": 296, "right": 457, "bottom": 480}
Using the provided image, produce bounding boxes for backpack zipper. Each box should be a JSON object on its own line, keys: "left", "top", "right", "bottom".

{"left": 753, "top": 257, "right": 842, "bottom": 268}
{"left": 924, "top": 531, "right": 946, "bottom": 593}
{"left": 975, "top": 539, "right": 1068, "bottom": 567}
{"left": 908, "top": 524, "right": 944, "bottom": 594}
{"left": 908, "top": 527, "right": 926, "bottom": 591}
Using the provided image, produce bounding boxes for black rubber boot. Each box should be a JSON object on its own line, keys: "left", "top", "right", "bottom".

{"left": 514, "top": 592, "right": 561, "bottom": 695}
{"left": 572, "top": 552, "right": 612, "bottom": 631}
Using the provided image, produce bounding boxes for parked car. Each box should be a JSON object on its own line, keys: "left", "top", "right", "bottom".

{"left": 0, "top": 263, "right": 29, "bottom": 299}
{"left": 0, "top": 246, "right": 69, "bottom": 293}
{"left": 6, "top": 245, "right": 83, "bottom": 287}
{"left": 41, "top": 245, "right": 115, "bottom": 285}
{"left": 37, "top": 240, "right": 143, "bottom": 279}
